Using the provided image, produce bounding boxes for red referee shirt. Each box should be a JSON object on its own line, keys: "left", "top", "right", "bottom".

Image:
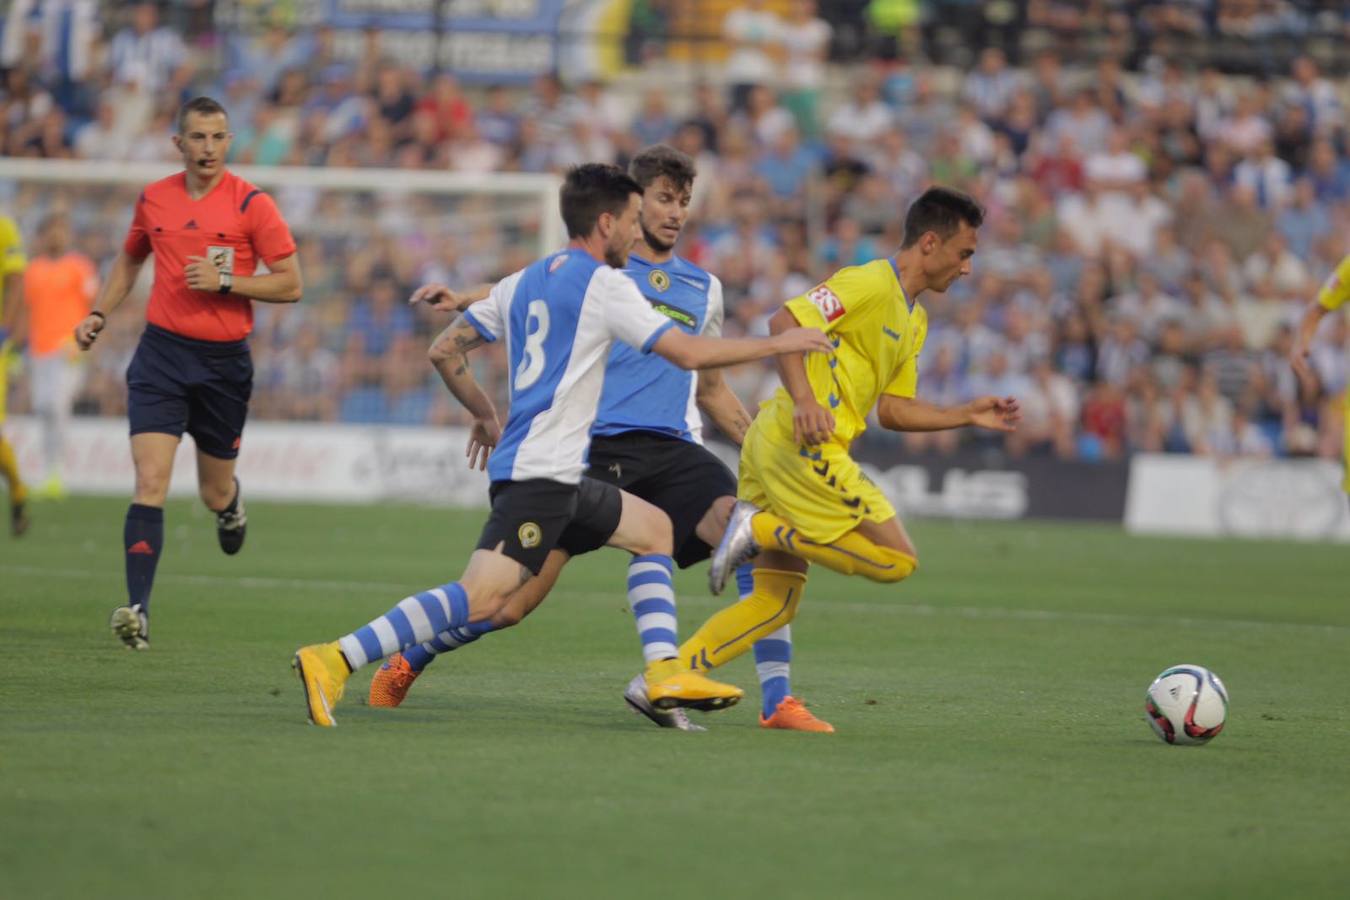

{"left": 123, "top": 170, "right": 297, "bottom": 342}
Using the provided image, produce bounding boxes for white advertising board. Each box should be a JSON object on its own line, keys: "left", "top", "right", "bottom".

{"left": 4, "top": 416, "right": 491, "bottom": 505}
{"left": 1126, "top": 453, "right": 1350, "bottom": 542}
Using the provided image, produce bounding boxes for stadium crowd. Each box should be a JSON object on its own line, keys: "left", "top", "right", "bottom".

{"left": 2, "top": 1, "right": 1349, "bottom": 464}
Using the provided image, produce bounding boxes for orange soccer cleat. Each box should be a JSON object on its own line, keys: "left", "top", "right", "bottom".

{"left": 368, "top": 652, "right": 421, "bottom": 708}
{"left": 760, "top": 696, "right": 835, "bottom": 733}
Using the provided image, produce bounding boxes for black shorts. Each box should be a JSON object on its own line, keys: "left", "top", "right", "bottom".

{"left": 126, "top": 324, "right": 253, "bottom": 460}
{"left": 476, "top": 477, "right": 623, "bottom": 575}
{"left": 558, "top": 430, "right": 737, "bottom": 568}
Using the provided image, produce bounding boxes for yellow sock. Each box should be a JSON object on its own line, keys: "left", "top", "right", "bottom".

{"left": 750, "top": 512, "right": 917, "bottom": 583}
{"left": 0, "top": 437, "right": 25, "bottom": 505}
{"left": 679, "top": 569, "right": 806, "bottom": 672}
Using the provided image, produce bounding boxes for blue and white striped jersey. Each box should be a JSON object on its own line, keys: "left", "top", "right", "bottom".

{"left": 592, "top": 254, "right": 724, "bottom": 444}
{"left": 461, "top": 250, "right": 676, "bottom": 485}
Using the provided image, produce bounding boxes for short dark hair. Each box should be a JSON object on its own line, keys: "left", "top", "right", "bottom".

{"left": 900, "top": 186, "right": 984, "bottom": 248}
{"left": 629, "top": 144, "right": 697, "bottom": 193}
{"left": 560, "top": 163, "right": 643, "bottom": 239}
{"left": 177, "top": 96, "right": 229, "bottom": 133}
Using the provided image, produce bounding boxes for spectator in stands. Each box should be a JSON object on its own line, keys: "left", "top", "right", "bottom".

{"left": 1008, "top": 355, "right": 1079, "bottom": 459}
{"left": 826, "top": 75, "right": 893, "bottom": 144}
{"left": 12, "top": 10, "right": 1350, "bottom": 471}
{"left": 963, "top": 47, "right": 1020, "bottom": 123}
{"left": 1233, "top": 138, "right": 1293, "bottom": 209}
{"left": 777, "top": 0, "right": 831, "bottom": 138}
{"left": 1276, "top": 178, "right": 1330, "bottom": 260}
{"left": 109, "top": 2, "right": 190, "bottom": 96}
{"left": 723, "top": 0, "right": 783, "bottom": 111}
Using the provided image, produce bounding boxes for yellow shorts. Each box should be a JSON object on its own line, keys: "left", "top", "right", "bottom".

{"left": 737, "top": 417, "right": 896, "bottom": 544}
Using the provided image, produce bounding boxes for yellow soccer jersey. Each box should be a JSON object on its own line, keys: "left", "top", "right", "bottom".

{"left": 1317, "top": 253, "right": 1350, "bottom": 312}
{"left": 1317, "top": 253, "right": 1350, "bottom": 492}
{"left": 0, "top": 214, "right": 25, "bottom": 316}
{"left": 764, "top": 258, "right": 927, "bottom": 447}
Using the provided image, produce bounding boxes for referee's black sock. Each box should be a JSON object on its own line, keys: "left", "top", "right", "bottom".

{"left": 124, "top": 503, "right": 164, "bottom": 615}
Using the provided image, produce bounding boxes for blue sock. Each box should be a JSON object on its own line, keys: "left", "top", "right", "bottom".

{"left": 339, "top": 581, "right": 469, "bottom": 671}
{"left": 124, "top": 503, "right": 163, "bottom": 614}
{"left": 741, "top": 564, "right": 792, "bottom": 717}
{"left": 627, "top": 554, "right": 677, "bottom": 664}
{"left": 400, "top": 620, "right": 497, "bottom": 672}
{"left": 734, "top": 562, "right": 755, "bottom": 599}
{"left": 753, "top": 625, "right": 793, "bottom": 718}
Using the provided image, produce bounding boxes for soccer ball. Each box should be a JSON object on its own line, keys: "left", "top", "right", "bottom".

{"left": 1144, "top": 664, "right": 1228, "bottom": 745}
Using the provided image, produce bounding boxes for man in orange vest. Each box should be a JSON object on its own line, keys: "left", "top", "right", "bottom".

{"left": 24, "top": 213, "right": 98, "bottom": 498}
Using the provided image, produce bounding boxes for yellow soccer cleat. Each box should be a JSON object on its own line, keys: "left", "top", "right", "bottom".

{"left": 760, "top": 696, "right": 835, "bottom": 733}
{"left": 644, "top": 658, "right": 744, "bottom": 712}
{"left": 293, "top": 642, "right": 351, "bottom": 727}
{"left": 368, "top": 652, "right": 420, "bottom": 708}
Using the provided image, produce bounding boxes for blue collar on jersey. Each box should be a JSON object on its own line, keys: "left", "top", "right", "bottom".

{"left": 888, "top": 257, "right": 916, "bottom": 313}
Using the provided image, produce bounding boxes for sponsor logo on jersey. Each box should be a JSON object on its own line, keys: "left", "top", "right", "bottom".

{"left": 882, "top": 325, "right": 901, "bottom": 341}
{"left": 548, "top": 254, "right": 569, "bottom": 273}
{"left": 650, "top": 302, "right": 697, "bottom": 329}
{"left": 648, "top": 269, "right": 671, "bottom": 292}
{"left": 808, "top": 285, "right": 845, "bottom": 322}
{"left": 675, "top": 275, "right": 706, "bottom": 289}
{"left": 518, "top": 522, "right": 542, "bottom": 548}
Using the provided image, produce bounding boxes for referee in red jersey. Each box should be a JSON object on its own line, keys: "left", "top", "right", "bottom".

{"left": 75, "top": 97, "right": 302, "bottom": 649}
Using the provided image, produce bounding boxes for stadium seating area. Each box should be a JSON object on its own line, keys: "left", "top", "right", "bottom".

{"left": 2, "top": 1, "right": 1348, "bottom": 463}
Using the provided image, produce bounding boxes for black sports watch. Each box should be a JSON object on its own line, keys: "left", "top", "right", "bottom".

{"left": 217, "top": 270, "right": 233, "bottom": 294}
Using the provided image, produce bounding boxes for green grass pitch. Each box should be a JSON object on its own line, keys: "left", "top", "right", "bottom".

{"left": 2, "top": 496, "right": 1348, "bottom": 899}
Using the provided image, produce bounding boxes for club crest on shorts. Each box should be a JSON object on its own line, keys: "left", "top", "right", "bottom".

{"left": 648, "top": 269, "right": 670, "bottom": 292}
{"left": 207, "top": 245, "right": 236, "bottom": 274}
{"left": 518, "top": 522, "right": 542, "bottom": 548}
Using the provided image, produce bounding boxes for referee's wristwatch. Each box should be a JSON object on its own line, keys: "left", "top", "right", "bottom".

{"left": 217, "top": 270, "right": 233, "bottom": 294}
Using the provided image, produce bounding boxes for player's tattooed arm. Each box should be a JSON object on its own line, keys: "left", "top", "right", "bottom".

{"left": 696, "top": 367, "right": 755, "bottom": 446}
{"left": 428, "top": 317, "right": 501, "bottom": 467}
{"left": 429, "top": 316, "right": 487, "bottom": 365}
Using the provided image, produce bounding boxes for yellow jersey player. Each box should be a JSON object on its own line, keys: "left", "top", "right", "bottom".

{"left": 686, "top": 187, "right": 1021, "bottom": 686}
{"left": 0, "top": 213, "right": 30, "bottom": 535}
{"left": 1291, "top": 253, "right": 1350, "bottom": 493}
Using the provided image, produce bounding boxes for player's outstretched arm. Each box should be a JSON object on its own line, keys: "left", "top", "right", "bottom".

{"left": 878, "top": 394, "right": 1021, "bottom": 433}
{"left": 75, "top": 251, "right": 146, "bottom": 351}
{"left": 186, "top": 252, "right": 302, "bottom": 303}
{"left": 696, "top": 368, "right": 755, "bottom": 445}
{"left": 409, "top": 282, "right": 493, "bottom": 313}
{"left": 650, "top": 325, "right": 832, "bottom": 372}
{"left": 1290, "top": 300, "right": 1329, "bottom": 390}
{"left": 428, "top": 315, "right": 501, "bottom": 470}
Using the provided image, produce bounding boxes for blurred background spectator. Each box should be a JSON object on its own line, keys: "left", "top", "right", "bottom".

{"left": 1, "top": 0, "right": 1348, "bottom": 471}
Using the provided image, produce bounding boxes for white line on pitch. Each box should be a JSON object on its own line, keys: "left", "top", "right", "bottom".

{"left": 5, "top": 563, "right": 1347, "bottom": 637}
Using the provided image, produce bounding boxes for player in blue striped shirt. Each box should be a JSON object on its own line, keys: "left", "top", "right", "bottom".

{"left": 292, "top": 163, "right": 829, "bottom": 727}
{"left": 372, "top": 146, "right": 836, "bottom": 732}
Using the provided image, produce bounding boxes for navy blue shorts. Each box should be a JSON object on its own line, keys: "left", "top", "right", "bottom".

{"left": 126, "top": 324, "right": 253, "bottom": 460}
{"left": 558, "top": 430, "right": 738, "bottom": 568}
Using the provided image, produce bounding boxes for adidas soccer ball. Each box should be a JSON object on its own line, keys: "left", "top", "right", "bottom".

{"left": 1144, "top": 664, "right": 1228, "bottom": 745}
